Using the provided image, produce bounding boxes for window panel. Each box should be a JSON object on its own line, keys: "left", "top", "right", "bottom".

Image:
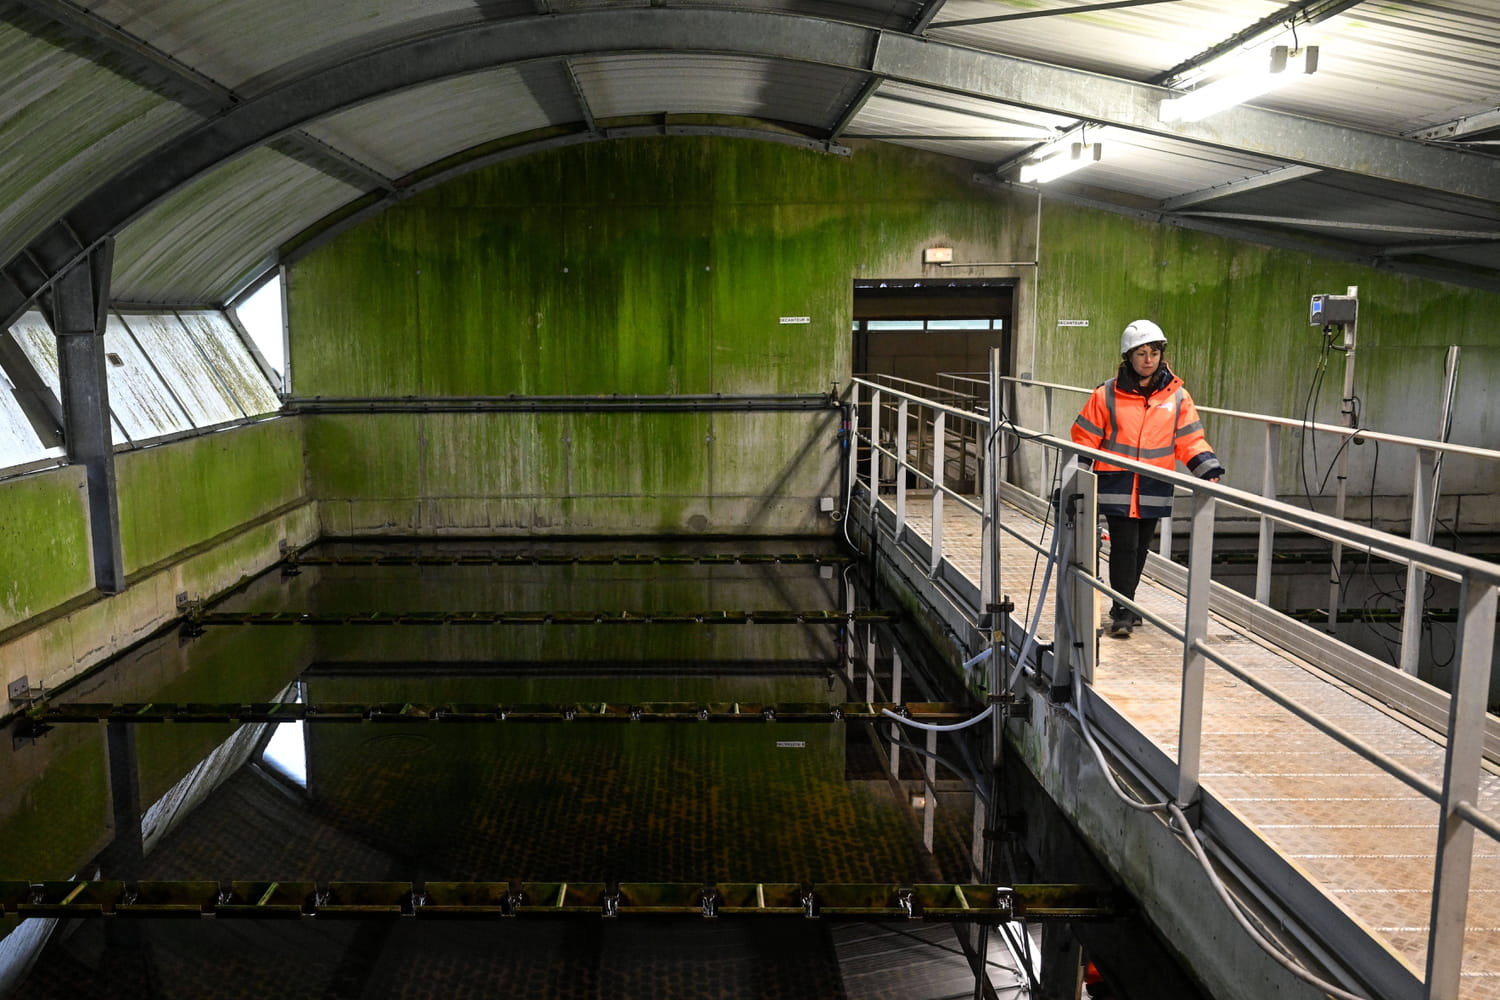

{"left": 178, "top": 310, "right": 280, "bottom": 417}
{"left": 0, "top": 366, "right": 63, "bottom": 469}
{"left": 11, "top": 311, "right": 133, "bottom": 447}
{"left": 102, "top": 313, "right": 194, "bottom": 441}
{"left": 4, "top": 306, "right": 279, "bottom": 474}
{"left": 120, "top": 312, "right": 241, "bottom": 427}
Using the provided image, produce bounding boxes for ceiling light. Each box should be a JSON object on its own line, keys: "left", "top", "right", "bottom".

{"left": 1160, "top": 45, "right": 1318, "bottom": 122}
{"left": 1018, "top": 141, "right": 1102, "bottom": 184}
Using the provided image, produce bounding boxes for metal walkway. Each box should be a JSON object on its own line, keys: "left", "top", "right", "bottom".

{"left": 893, "top": 492, "right": 1500, "bottom": 999}
{"left": 848, "top": 369, "right": 1500, "bottom": 1000}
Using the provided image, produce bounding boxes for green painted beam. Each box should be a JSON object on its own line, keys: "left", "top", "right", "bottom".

{"left": 24, "top": 700, "right": 968, "bottom": 725}
{"left": 0, "top": 880, "right": 1115, "bottom": 921}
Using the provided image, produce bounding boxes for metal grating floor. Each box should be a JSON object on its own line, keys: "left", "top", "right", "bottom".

{"left": 889, "top": 493, "right": 1500, "bottom": 1000}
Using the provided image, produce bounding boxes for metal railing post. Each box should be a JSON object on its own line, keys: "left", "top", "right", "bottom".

{"left": 1177, "top": 489, "right": 1217, "bottom": 809}
{"left": 1054, "top": 461, "right": 1097, "bottom": 693}
{"left": 889, "top": 647, "right": 903, "bottom": 781}
{"left": 1256, "top": 423, "right": 1280, "bottom": 605}
{"left": 1424, "top": 577, "right": 1497, "bottom": 1000}
{"left": 1401, "top": 447, "right": 1437, "bottom": 676}
{"left": 923, "top": 728, "right": 937, "bottom": 852}
{"left": 867, "top": 389, "right": 881, "bottom": 514}
{"left": 896, "top": 397, "right": 909, "bottom": 538}
{"left": 982, "top": 351, "right": 1001, "bottom": 621}
{"left": 931, "top": 411, "right": 946, "bottom": 576}
{"left": 848, "top": 381, "right": 861, "bottom": 512}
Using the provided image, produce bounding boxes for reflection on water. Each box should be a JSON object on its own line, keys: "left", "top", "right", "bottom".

{"left": 2, "top": 539, "right": 998, "bottom": 999}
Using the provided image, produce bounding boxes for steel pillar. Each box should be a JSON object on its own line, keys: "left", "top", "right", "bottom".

{"left": 46, "top": 240, "right": 124, "bottom": 593}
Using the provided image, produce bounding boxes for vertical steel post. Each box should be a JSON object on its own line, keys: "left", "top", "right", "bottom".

{"left": 1403, "top": 349, "right": 1461, "bottom": 676}
{"left": 842, "top": 565, "right": 855, "bottom": 690}
{"left": 1326, "top": 286, "right": 1358, "bottom": 633}
{"left": 923, "top": 728, "right": 937, "bottom": 853}
{"left": 1425, "top": 577, "right": 1496, "bottom": 1000}
{"left": 1054, "top": 461, "right": 1097, "bottom": 693}
{"left": 103, "top": 718, "right": 144, "bottom": 877}
{"left": 48, "top": 239, "right": 125, "bottom": 594}
{"left": 1400, "top": 448, "right": 1436, "bottom": 676}
{"left": 1177, "top": 490, "right": 1216, "bottom": 809}
{"left": 896, "top": 397, "right": 909, "bottom": 539}
{"left": 889, "top": 647, "right": 903, "bottom": 781}
{"left": 848, "top": 381, "right": 861, "bottom": 514}
{"left": 868, "top": 389, "right": 881, "bottom": 514}
{"left": 931, "top": 411, "right": 946, "bottom": 576}
{"left": 1255, "top": 423, "right": 1280, "bottom": 605}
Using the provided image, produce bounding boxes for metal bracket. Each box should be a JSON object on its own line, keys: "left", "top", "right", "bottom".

{"left": 7, "top": 676, "right": 32, "bottom": 707}
{"left": 988, "top": 691, "right": 1032, "bottom": 723}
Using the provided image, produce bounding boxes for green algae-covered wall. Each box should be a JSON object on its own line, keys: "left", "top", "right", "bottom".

{"left": 115, "top": 417, "right": 306, "bottom": 575}
{"left": 1030, "top": 201, "right": 1500, "bottom": 525}
{"left": 0, "top": 465, "right": 91, "bottom": 633}
{"left": 290, "top": 137, "right": 1033, "bottom": 536}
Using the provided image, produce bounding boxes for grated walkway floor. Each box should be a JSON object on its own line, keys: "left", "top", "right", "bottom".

{"left": 885, "top": 492, "right": 1500, "bottom": 1000}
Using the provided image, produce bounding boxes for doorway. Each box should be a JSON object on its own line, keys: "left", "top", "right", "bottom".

{"left": 852, "top": 279, "right": 1014, "bottom": 387}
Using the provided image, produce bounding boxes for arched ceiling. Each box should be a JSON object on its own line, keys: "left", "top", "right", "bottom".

{"left": 2, "top": 0, "right": 1498, "bottom": 326}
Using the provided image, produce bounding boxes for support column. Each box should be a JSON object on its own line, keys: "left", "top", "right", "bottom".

{"left": 46, "top": 240, "right": 124, "bottom": 593}
{"left": 1035, "top": 924, "right": 1084, "bottom": 999}
{"left": 103, "top": 718, "right": 145, "bottom": 877}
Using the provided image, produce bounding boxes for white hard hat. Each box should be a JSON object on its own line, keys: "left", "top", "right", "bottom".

{"left": 1120, "top": 319, "right": 1167, "bottom": 356}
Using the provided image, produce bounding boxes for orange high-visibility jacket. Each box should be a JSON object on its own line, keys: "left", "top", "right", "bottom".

{"left": 1070, "top": 368, "right": 1224, "bottom": 519}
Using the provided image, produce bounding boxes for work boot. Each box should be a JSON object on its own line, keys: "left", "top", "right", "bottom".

{"left": 1108, "top": 610, "right": 1133, "bottom": 639}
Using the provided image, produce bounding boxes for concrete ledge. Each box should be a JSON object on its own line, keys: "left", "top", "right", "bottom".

{"left": 1, "top": 502, "right": 318, "bottom": 713}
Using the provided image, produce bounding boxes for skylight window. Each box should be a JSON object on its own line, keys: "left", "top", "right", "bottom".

{"left": 231, "top": 274, "right": 285, "bottom": 381}
{"left": 0, "top": 306, "right": 282, "bottom": 477}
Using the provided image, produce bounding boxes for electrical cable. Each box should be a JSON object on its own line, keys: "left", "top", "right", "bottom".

{"left": 882, "top": 704, "right": 995, "bottom": 733}
{"left": 1053, "top": 550, "right": 1373, "bottom": 1000}
{"left": 882, "top": 734, "right": 992, "bottom": 807}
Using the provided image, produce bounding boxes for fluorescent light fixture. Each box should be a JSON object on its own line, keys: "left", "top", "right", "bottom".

{"left": 1018, "top": 141, "right": 1102, "bottom": 184}
{"left": 1160, "top": 45, "right": 1318, "bottom": 122}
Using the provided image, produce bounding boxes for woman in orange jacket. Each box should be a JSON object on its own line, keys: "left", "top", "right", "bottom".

{"left": 1071, "top": 319, "right": 1225, "bottom": 638}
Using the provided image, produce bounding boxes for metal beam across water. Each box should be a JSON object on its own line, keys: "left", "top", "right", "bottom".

{"left": 0, "top": 880, "right": 1113, "bottom": 922}
{"left": 24, "top": 701, "right": 968, "bottom": 726}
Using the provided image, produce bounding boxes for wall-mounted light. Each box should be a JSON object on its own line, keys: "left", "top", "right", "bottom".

{"left": 1018, "top": 140, "right": 1102, "bottom": 184}
{"left": 1160, "top": 45, "right": 1319, "bottom": 123}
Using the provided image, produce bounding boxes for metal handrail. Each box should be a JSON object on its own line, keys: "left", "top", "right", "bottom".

{"left": 848, "top": 373, "right": 1498, "bottom": 1000}
{"left": 989, "top": 373, "right": 1500, "bottom": 463}
{"left": 924, "top": 371, "right": 1500, "bottom": 674}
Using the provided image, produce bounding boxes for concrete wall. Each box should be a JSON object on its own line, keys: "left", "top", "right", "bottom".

{"left": 0, "top": 418, "right": 313, "bottom": 705}
{"left": 290, "top": 137, "right": 1500, "bottom": 537}
{"left": 287, "top": 137, "right": 1037, "bottom": 536}
{"left": 1026, "top": 202, "right": 1500, "bottom": 531}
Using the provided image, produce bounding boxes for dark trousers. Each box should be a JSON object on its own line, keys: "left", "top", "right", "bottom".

{"left": 1105, "top": 515, "right": 1159, "bottom": 617}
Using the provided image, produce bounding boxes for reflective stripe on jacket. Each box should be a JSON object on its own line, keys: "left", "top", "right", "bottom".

{"left": 1070, "top": 368, "right": 1224, "bottom": 519}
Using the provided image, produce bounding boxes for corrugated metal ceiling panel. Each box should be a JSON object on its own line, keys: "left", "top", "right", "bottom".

{"left": 75, "top": 0, "right": 504, "bottom": 92}
{"left": 1264, "top": 1, "right": 1500, "bottom": 132}
{"left": 0, "top": 1, "right": 1497, "bottom": 307}
{"left": 573, "top": 54, "right": 863, "bottom": 126}
{"left": 0, "top": 18, "right": 200, "bottom": 272}
{"left": 113, "top": 147, "right": 365, "bottom": 305}
{"left": 673, "top": 0, "right": 923, "bottom": 32}
{"left": 928, "top": 0, "right": 1500, "bottom": 137}
{"left": 852, "top": 83, "right": 1284, "bottom": 200}
{"left": 925, "top": 0, "right": 1292, "bottom": 81}
{"left": 1073, "top": 130, "right": 1288, "bottom": 203}
{"left": 1181, "top": 173, "right": 1500, "bottom": 242}
{"left": 303, "top": 65, "right": 576, "bottom": 179}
